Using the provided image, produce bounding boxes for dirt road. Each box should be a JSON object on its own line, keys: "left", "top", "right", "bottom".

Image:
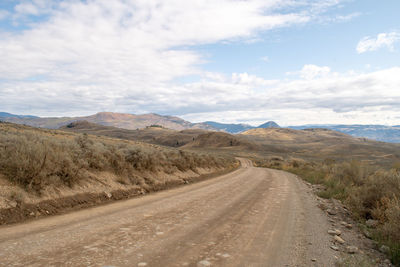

{"left": 0, "top": 159, "right": 339, "bottom": 266}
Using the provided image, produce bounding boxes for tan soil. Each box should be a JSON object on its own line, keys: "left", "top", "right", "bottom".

{"left": 0, "top": 168, "right": 236, "bottom": 225}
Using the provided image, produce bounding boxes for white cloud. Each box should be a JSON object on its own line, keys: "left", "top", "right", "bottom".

{"left": 260, "top": 56, "right": 269, "bottom": 62}
{"left": 318, "top": 12, "right": 361, "bottom": 23}
{"left": 333, "top": 12, "right": 361, "bottom": 22}
{"left": 357, "top": 31, "right": 400, "bottom": 54}
{"left": 232, "top": 72, "right": 278, "bottom": 86}
{"left": 180, "top": 66, "right": 400, "bottom": 125}
{"left": 0, "top": 0, "right": 314, "bottom": 84}
{"left": 286, "top": 64, "right": 332, "bottom": 80}
{"left": 299, "top": 64, "right": 331, "bottom": 80}
{"left": 3, "top": 0, "right": 400, "bottom": 125}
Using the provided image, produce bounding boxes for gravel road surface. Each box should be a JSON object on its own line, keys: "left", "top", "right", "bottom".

{"left": 0, "top": 159, "right": 338, "bottom": 266}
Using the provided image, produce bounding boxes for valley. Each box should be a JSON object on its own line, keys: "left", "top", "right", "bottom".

{"left": 0, "top": 117, "right": 399, "bottom": 266}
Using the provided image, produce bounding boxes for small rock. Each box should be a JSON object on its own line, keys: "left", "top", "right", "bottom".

{"left": 156, "top": 232, "right": 164, "bottom": 235}
{"left": 9, "top": 201, "right": 17, "bottom": 208}
{"left": 221, "top": 253, "right": 230, "bottom": 258}
{"left": 363, "top": 229, "right": 372, "bottom": 239}
{"left": 346, "top": 246, "right": 358, "bottom": 254}
{"left": 311, "top": 258, "right": 317, "bottom": 262}
{"left": 328, "top": 229, "right": 342, "bottom": 236}
{"left": 104, "top": 191, "right": 112, "bottom": 198}
{"left": 330, "top": 245, "right": 339, "bottom": 251}
{"left": 334, "top": 235, "right": 345, "bottom": 244}
{"left": 379, "top": 245, "right": 390, "bottom": 254}
{"left": 366, "top": 219, "right": 379, "bottom": 228}
{"left": 137, "top": 263, "right": 147, "bottom": 267}
{"left": 29, "top": 212, "right": 35, "bottom": 216}
{"left": 327, "top": 209, "right": 337, "bottom": 215}
{"left": 197, "top": 260, "right": 211, "bottom": 267}
{"left": 383, "top": 259, "right": 393, "bottom": 266}
{"left": 318, "top": 203, "right": 328, "bottom": 210}
{"left": 345, "top": 224, "right": 352, "bottom": 229}
{"left": 340, "top": 221, "right": 347, "bottom": 226}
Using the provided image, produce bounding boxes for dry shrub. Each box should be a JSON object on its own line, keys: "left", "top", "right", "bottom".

{"left": 0, "top": 125, "right": 236, "bottom": 193}
{"left": 348, "top": 169, "right": 400, "bottom": 219}
{"left": 378, "top": 197, "right": 400, "bottom": 241}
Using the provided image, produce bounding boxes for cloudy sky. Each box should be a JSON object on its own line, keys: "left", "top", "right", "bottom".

{"left": 0, "top": 0, "right": 399, "bottom": 126}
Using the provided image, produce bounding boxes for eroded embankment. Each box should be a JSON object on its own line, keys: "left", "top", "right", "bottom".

{"left": 0, "top": 166, "right": 238, "bottom": 225}
{"left": 0, "top": 122, "right": 239, "bottom": 225}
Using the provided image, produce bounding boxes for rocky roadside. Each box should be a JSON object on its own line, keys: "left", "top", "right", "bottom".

{"left": 307, "top": 183, "right": 394, "bottom": 267}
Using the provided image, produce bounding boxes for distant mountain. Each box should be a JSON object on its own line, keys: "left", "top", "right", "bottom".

{"left": 4, "top": 110, "right": 400, "bottom": 143}
{"left": 1, "top": 112, "right": 218, "bottom": 131}
{"left": 203, "top": 121, "right": 280, "bottom": 134}
{"left": 203, "top": 121, "right": 254, "bottom": 133}
{"left": 258, "top": 121, "right": 280, "bottom": 128}
{"left": 289, "top": 124, "right": 400, "bottom": 143}
{"left": 0, "top": 112, "right": 38, "bottom": 119}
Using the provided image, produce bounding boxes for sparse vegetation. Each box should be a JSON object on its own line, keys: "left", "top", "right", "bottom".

{"left": 255, "top": 157, "right": 400, "bottom": 265}
{"left": 0, "top": 122, "right": 237, "bottom": 194}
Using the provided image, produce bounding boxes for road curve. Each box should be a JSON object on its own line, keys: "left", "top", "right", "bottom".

{"left": 0, "top": 159, "right": 338, "bottom": 266}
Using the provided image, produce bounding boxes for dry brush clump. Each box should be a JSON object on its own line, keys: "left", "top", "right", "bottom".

{"left": 0, "top": 123, "right": 236, "bottom": 194}
{"left": 257, "top": 157, "right": 400, "bottom": 264}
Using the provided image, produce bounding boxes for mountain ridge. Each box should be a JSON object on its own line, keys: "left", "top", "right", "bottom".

{"left": 1, "top": 111, "right": 400, "bottom": 143}
{"left": 288, "top": 124, "right": 400, "bottom": 143}
{"left": 0, "top": 112, "right": 217, "bottom": 131}
{"left": 0, "top": 112, "right": 38, "bottom": 119}
{"left": 203, "top": 120, "right": 280, "bottom": 134}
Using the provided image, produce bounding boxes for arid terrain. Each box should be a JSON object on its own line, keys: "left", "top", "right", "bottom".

{"left": 0, "top": 120, "right": 399, "bottom": 266}
{"left": 1, "top": 0, "right": 399, "bottom": 266}
{"left": 0, "top": 159, "right": 373, "bottom": 267}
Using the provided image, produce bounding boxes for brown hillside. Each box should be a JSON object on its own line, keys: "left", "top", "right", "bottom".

{"left": 240, "top": 127, "right": 400, "bottom": 165}
{"left": 0, "top": 121, "right": 237, "bottom": 215}
{"left": 183, "top": 132, "right": 257, "bottom": 150}
{"left": 241, "top": 127, "right": 354, "bottom": 143}
{"left": 61, "top": 120, "right": 209, "bottom": 147}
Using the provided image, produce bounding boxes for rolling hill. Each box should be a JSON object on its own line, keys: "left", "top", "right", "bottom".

{"left": 203, "top": 120, "right": 280, "bottom": 133}
{"left": 239, "top": 127, "right": 400, "bottom": 165}
{"left": 289, "top": 124, "right": 400, "bottom": 143}
{"left": 0, "top": 112, "right": 217, "bottom": 131}
{"left": 2, "top": 111, "right": 400, "bottom": 143}
{"left": 183, "top": 132, "right": 257, "bottom": 150}
{"left": 60, "top": 121, "right": 209, "bottom": 147}
{"left": 0, "top": 112, "right": 38, "bottom": 119}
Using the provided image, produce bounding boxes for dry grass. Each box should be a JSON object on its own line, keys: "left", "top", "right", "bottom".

{"left": 0, "top": 122, "right": 236, "bottom": 194}
{"left": 61, "top": 120, "right": 209, "bottom": 147}
{"left": 255, "top": 157, "right": 400, "bottom": 265}
{"left": 242, "top": 128, "right": 400, "bottom": 167}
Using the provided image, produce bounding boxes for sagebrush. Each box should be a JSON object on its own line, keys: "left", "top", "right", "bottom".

{"left": 0, "top": 123, "right": 236, "bottom": 192}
